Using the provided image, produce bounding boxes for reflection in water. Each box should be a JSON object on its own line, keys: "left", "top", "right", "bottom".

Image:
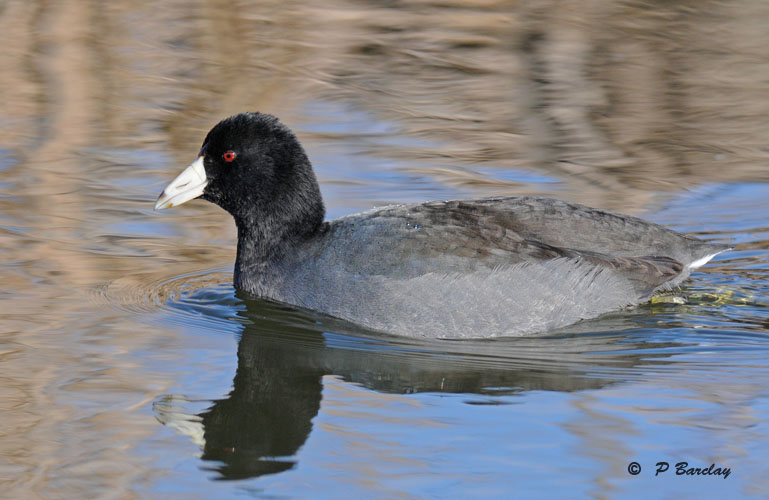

{"left": 196, "top": 326, "right": 323, "bottom": 479}
{"left": 1, "top": 0, "right": 769, "bottom": 497}
{"left": 155, "top": 295, "right": 685, "bottom": 481}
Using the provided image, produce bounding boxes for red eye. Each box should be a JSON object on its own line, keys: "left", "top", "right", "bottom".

{"left": 223, "top": 151, "right": 237, "bottom": 162}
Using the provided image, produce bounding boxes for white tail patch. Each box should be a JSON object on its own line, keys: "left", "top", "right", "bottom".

{"left": 688, "top": 249, "right": 729, "bottom": 269}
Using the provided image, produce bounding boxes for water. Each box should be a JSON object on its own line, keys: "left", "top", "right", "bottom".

{"left": 2, "top": 1, "right": 769, "bottom": 498}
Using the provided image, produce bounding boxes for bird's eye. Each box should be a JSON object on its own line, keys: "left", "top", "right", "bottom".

{"left": 223, "top": 151, "right": 237, "bottom": 162}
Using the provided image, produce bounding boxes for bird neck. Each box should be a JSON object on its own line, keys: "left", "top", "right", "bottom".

{"left": 232, "top": 195, "right": 325, "bottom": 294}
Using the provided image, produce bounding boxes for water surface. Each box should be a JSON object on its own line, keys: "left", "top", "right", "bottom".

{"left": 1, "top": 1, "right": 769, "bottom": 498}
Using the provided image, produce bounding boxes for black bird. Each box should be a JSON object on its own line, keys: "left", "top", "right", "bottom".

{"left": 155, "top": 112, "right": 729, "bottom": 338}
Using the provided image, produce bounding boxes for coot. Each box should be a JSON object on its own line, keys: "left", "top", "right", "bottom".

{"left": 155, "top": 112, "right": 728, "bottom": 338}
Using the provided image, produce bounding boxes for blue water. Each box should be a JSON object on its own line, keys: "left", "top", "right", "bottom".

{"left": 2, "top": 2, "right": 769, "bottom": 498}
{"left": 113, "top": 178, "right": 768, "bottom": 499}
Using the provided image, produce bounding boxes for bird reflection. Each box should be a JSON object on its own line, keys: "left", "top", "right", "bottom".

{"left": 155, "top": 294, "right": 680, "bottom": 480}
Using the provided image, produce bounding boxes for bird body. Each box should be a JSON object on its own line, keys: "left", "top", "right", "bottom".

{"left": 155, "top": 113, "right": 728, "bottom": 338}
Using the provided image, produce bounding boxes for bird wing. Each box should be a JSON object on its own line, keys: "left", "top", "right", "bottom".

{"left": 312, "top": 196, "right": 692, "bottom": 296}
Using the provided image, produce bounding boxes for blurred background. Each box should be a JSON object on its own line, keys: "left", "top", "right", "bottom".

{"left": 1, "top": 1, "right": 768, "bottom": 498}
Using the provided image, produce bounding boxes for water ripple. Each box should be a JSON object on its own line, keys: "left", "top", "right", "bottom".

{"left": 93, "top": 255, "right": 769, "bottom": 388}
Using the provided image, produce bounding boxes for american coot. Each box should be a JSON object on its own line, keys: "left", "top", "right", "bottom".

{"left": 155, "top": 112, "right": 729, "bottom": 338}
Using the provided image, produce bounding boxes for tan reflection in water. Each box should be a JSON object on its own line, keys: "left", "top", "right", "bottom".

{"left": 0, "top": 0, "right": 767, "bottom": 497}
{"left": 310, "top": 0, "right": 769, "bottom": 209}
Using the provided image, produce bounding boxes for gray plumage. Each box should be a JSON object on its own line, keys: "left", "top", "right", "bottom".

{"left": 156, "top": 113, "right": 729, "bottom": 338}
{"left": 239, "top": 196, "right": 728, "bottom": 338}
